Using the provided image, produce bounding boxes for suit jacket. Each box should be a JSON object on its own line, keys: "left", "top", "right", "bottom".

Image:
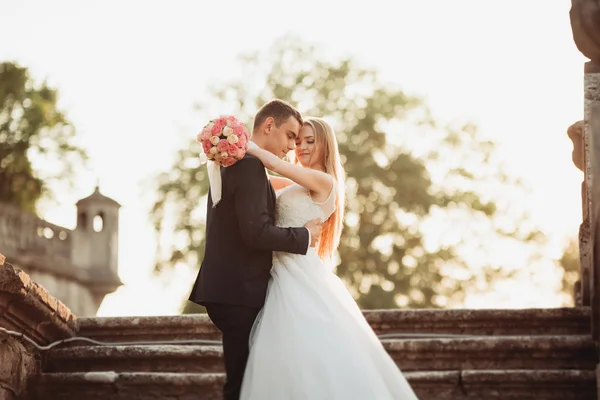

{"left": 188, "top": 154, "right": 309, "bottom": 308}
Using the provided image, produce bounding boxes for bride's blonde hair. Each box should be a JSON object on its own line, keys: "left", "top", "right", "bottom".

{"left": 295, "top": 117, "right": 345, "bottom": 260}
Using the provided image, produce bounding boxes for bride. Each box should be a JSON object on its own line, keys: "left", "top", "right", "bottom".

{"left": 240, "top": 117, "right": 419, "bottom": 399}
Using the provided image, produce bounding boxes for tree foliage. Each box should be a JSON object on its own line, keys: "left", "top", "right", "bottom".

{"left": 558, "top": 238, "right": 580, "bottom": 306}
{"left": 151, "top": 37, "right": 543, "bottom": 312}
{"left": 0, "top": 62, "right": 86, "bottom": 214}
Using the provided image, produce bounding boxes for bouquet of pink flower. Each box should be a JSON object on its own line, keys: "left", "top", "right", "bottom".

{"left": 197, "top": 115, "right": 249, "bottom": 167}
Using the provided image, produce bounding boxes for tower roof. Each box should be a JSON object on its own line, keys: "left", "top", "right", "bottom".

{"left": 76, "top": 186, "right": 121, "bottom": 208}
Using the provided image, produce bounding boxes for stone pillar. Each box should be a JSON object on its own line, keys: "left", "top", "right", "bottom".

{"left": 587, "top": 62, "right": 600, "bottom": 340}
{"left": 586, "top": 65, "right": 600, "bottom": 399}
{"left": 567, "top": 120, "right": 589, "bottom": 305}
{"left": 0, "top": 254, "right": 77, "bottom": 399}
{"left": 569, "top": 2, "right": 600, "bottom": 395}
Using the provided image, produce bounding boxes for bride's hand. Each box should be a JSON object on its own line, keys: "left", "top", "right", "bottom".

{"left": 246, "top": 140, "right": 278, "bottom": 170}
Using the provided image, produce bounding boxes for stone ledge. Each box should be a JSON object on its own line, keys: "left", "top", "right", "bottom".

{"left": 460, "top": 369, "right": 596, "bottom": 399}
{"left": 35, "top": 372, "right": 224, "bottom": 400}
{"left": 34, "top": 370, "right": 597, "bottom": 400}
{"left": 365, "top": 307, "right": 591, "bottom": 335}
{"left": 383, "top": 334, "right": 594, "bottom": 354}
{"left": 383, "top": 335, "right": 596, "bottom": 370}
{"left": 78, "top": 314, "right": 221, "bottom": 342}
{"left": 45, "top": 335, "right": 596, "bottom": 373}
{"left": 0, "top": 262, "right": 77, "bottom": 345}
{"left": 77, "top": 307, "right": 592, "bottom": 343}
{"left": 46, "top": 345, "right": 223, "bottom": 374}
{"left": 461, "top": 368, "right": 594, "bottom": 384}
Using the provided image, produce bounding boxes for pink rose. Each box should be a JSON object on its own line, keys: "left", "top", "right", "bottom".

{"left": 221, "top": 157, "right": 236, "bottom": 167}
{"left": 202, "top": 140, "right": 212, "bottom": 153}
{"left": 226, "top": 116, "right": 237, "bottom": 127}
{"left": 232, "top": 124, "right": 245, "bottom": 136}
{"left": 228, "top": 144, "right": 238, "bottom": 157}
{"left": 217, "top": 139, "right": 229, "bottom": 152}
{"left": 237, "top": 147, "right": 246, "bottom": 159}
{"left": 238, "top": 134, "right": 247, "bottom": 147}
{"left": 211, "top": 120, "right": 225, "bottom": 135}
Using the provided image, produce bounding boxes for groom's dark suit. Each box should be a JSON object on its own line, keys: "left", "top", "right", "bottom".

{"left": 189, "top": 154, "right": 309, "bottom": 400}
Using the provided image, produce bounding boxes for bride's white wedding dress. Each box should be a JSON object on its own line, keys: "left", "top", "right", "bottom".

{"left": 240, "top": 182, "right": 419, "bottom": 400}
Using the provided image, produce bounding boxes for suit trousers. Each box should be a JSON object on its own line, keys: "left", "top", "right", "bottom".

{"left": 205, "top": 303, "right": 261, "bottom": 400}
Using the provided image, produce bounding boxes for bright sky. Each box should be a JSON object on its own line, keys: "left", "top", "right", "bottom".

{"left": 0, "top": 0, "right": 588, "bottom": 315}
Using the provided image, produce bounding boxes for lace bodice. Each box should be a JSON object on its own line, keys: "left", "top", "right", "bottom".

{"left": 275, "top": 181, "right": 336, "bottom": 227}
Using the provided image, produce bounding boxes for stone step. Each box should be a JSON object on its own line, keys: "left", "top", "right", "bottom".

{"left": 45, "top": 335, "right": 597, "bottom": 373}
{"left": 76, "top": 307, "right": 591, "bottom": 344}
{"left": 34, "top": 370, "right": 596, "bottom": 400}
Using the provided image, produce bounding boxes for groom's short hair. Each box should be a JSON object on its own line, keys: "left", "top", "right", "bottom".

{"left": 253, "top": 99, "right": 303, "bottom": 132}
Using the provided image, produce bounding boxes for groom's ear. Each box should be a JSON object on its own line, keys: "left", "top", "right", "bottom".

{"left": 263, "top": 117, "right": 275, "bottom": 135}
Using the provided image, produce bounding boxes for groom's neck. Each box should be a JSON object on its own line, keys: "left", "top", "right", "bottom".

{"left": 251, "top": 134, "right": 267, "bottom": 148}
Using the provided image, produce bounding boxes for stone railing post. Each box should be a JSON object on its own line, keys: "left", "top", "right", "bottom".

{"left": 0, "top": 253, "right": 77, "bottom": 400}
{"left": 588, "top": 63, "right": 600, "bottom": 342}
{"left": 567, "top": 120, "right": 590, "bottom": 306}
{"left": 570, "top": 1, "right": 600, "bottom": 397}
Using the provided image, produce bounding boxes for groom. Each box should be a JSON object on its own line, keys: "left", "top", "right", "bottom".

{"left": 189, "top": 99, "right": 322, "bottom": 400}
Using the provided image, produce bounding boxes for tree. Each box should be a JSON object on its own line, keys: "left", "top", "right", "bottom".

{"left": 0, "top": 62, "right": 87, "bottom": 214}
{"left": 151, "top": 36, "right": 544, "bottom": 312}
{"left": 558, "top": 238, "right": 580, "bottom": 306}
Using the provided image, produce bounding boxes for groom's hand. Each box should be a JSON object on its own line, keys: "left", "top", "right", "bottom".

{"left": 304, "top": 219, "right": 323, "bottom": 247}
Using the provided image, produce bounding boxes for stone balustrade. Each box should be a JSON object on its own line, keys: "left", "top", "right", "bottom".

{"left": 0, "top": 204, "right": 72, "bottom": 265}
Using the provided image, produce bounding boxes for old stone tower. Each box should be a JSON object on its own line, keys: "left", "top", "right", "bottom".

{"left": 0, "top": 186, "right": 122, "bottom": 316}
{"left": 71, "top": 185, "right": 122, "bottom": 312}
